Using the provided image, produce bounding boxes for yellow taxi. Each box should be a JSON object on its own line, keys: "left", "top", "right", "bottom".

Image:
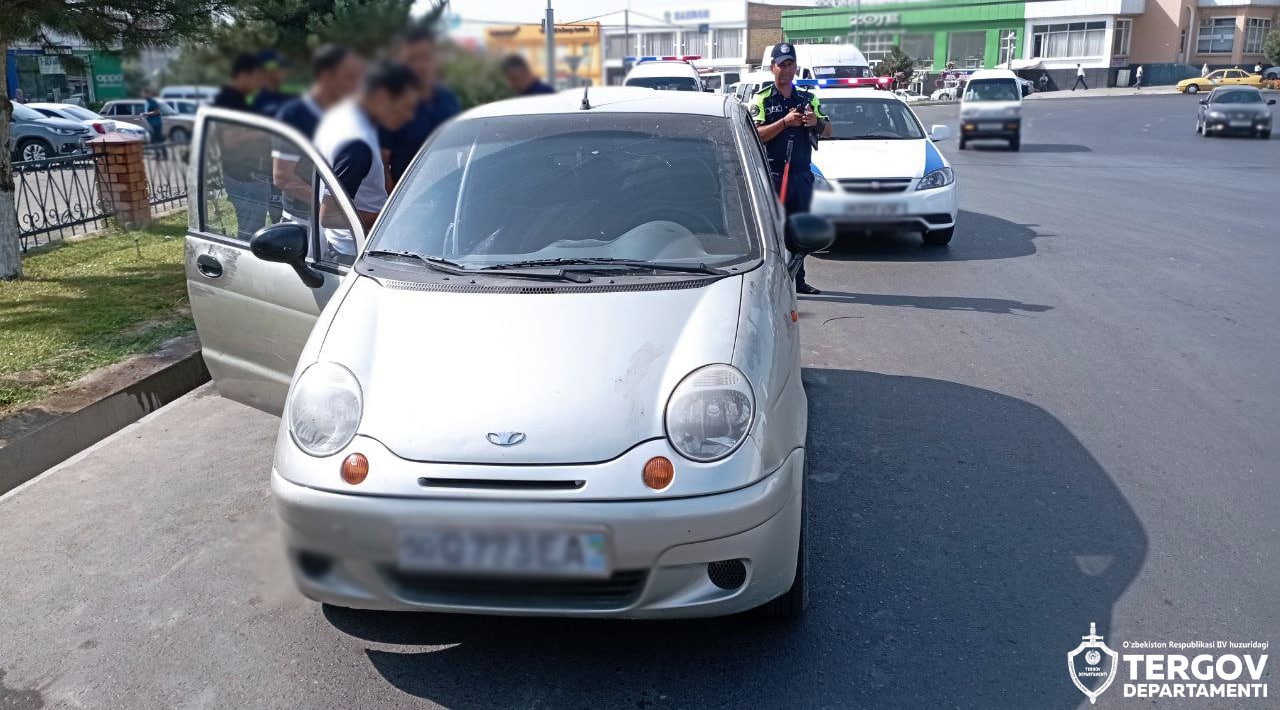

{"left": 1178, "top": 69, "right": 1264, "bottom": 94}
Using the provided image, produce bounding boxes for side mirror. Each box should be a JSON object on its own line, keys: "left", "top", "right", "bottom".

{"left": 785, "top": 214, "right": 835, "bottom": 256}
{"left": 250, "top": 222, "right": 324, "bottom": 288}
{"left": 930, "top": 124, "right": 952, "bottom": 142}
{"left": 1199, "top": 98, "right": 1208, "bottom": 105}
{"left": 704, "top": 87, "right": 715, "bottom": 93}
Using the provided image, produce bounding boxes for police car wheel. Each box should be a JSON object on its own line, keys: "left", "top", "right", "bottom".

{"left": 923, "top": 227, "right": 954, "bottom": 246}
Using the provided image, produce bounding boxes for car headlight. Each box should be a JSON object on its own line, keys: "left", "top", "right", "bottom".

{"left": 813, "top": 171, "right": 833, "bottom": 191}
{"left": 916, "top": 167, "right": 954, "bottom": 191}
{"left": 50, "top": 127, "right": 79, "bottom": 136}
{"left": 665, "top": 364, "right": 755, "bottom": 462}
{"left": 1207, "top": 111, "right": 1226, "bottom": 119}
{"left": 288, "top": 362, "right": 363, "bottom": 457}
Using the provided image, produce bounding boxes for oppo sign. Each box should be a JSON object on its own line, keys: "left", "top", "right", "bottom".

{"left": 849, "top": 13, "right": 900, "bottom": 28}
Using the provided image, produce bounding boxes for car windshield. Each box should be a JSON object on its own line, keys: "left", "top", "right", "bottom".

{"left": 368, "top": 113, "right": 759, "bottom": 270}
{"left": 59, "top": 106, "right": 100, "bottom": 120}
{"left": 821, "top": 98, "right": 924, "bottom": 140}
{"left": 813, "top": 66, "right": 872, "bottom": 79}
{"left": 964, "top": 79, "right": 1020, "bottom": 102}
{"left": 1213, "top": 91, "right": 1262, "bottom": 104}
{"left": 11, "top": 103, "right": 44, "bottom": 121}
{"left": 626, "top": 76, "right": 699, "bottom": 91}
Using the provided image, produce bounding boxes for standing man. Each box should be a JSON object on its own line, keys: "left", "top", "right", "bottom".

{"left": 1072, "top": 64, "right": 1088, "bottom": 91}
{"left": 313, "top": 60, "right": 421, "bottom": 261}
{"left": 752, "top": 43, "right": 832, "bottom": 296}
{"left": 212, "top": 54, "right": 270, "bottom": 239}
{"left": 1254, "top": 62, "right": 1263, "bottom": 75}
{"left": 1134, "top": 65, "right": 1143, "bottom": 90}
{"left": 273, "top": 44, "right": 365, "bottom": 225}
{"left": 1202, "top": 63, "right": 1210, "bottom": 78}
{"left": 141, "top": 87, "right": 167, "bottom": 158}
{"left": 380, "top": 26, "right": 461, "bottom": 191}
{"left": 251, "top": 49, "right": 295, "bottom": 117}
{"left": 501, "top": 54, "right": 556, "bottom": 96}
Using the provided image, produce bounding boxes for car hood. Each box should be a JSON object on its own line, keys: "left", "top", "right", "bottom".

{"left": 812, "top": 139, "right": 935, "bottom": 179}
{"left": 36, "top": 116, "right": 88, "bottom": 132}
{"left": 1208, "top": 104, "right": 1271, "bottom": 115}
{"left": 317, "top": 274, "right": 744, "bottom": 464}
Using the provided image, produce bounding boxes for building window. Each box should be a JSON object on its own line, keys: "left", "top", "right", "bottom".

{"left": 998, "top": 29, "right": 1018, "bottom": 66}
{"left": 1031, "top": 22, "right": 1106, "bottom": 59}
{"left": 858, "top": 32, "right": 895, "bottom": 63}
{"left": 713, "top": 29, "right": 742, "bottom": 59}
{"left": 606, "top": 35, "right": 629, "bottom": 60}
{"left": 682, "top": 31, "right": 707, "bottom": 57}
{"left": 1245, "top": 18, "right": 1271, "bottom": 55}
{"left": 1197, "top": 17, "right": 1235, "bottom": 55}
{"left": 1113, "top": 19, "right": 1132, "bottom": 56}
{"left": 948, "top": 31, "right": 986, "bottom": 68}
{"left": 900, "top": 33, "right": 935, "bottom": 69}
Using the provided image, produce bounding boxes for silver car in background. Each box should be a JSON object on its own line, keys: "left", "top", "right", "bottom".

{"left": 8, "top": 102, "right": 94, "bottom": 162}
{"left": 184, "top": 89, "right": 833, "bottom": 619}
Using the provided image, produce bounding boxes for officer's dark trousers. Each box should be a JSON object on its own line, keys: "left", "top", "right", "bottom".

{"left": 772, "top": 170, "right": 815, "bottom": 286}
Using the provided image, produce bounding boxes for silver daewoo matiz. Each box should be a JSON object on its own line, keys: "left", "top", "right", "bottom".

{"left": 185, "top": 88, "right": 833, "bottom": 619}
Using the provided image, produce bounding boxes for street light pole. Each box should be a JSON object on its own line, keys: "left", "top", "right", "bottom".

{"left": 546, "top": 0, "right": 556, "bottom": 89}
{"left": 854, "top": 0, "right": 861, "bottom": 49}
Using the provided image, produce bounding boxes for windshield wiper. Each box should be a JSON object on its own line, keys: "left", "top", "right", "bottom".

{"left": 481, "top": 258, "right": 727, "bottom": 276}
{"left": 364, "top": 249, "right": 591, "bottom": 283}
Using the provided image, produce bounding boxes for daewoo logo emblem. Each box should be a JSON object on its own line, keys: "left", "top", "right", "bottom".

{"left": 487, "top": 432, "right": 526, "bottom": 447}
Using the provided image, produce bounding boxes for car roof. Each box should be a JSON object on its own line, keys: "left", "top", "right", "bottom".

{"left": 968, "top": 69, "right": 1018, "bottom": 81}
{"left": 26, "top": 102, "right": 78, "bottom": 110}
{"left": 461, "top": 87, "right": 732, "bottom": 120}
{"left": 626, "top": 61, "right": 702, "bottom": 79}
{"left": 813, "top": 87, "right": 903, "bottom": 102}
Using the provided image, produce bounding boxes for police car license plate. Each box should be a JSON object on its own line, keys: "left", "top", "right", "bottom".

{"left": 396, "top": 527, "right": 611, "bottom": 578}
{"left": 845, "top": 202, "right": 906, "bottom": 217}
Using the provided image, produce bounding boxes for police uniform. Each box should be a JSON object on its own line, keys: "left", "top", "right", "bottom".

{"left": 753, "top": 43, "right": 829, "bottom": 291}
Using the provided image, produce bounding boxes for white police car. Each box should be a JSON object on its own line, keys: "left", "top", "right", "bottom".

{"left": 805, "top": 84, "right": 959, "bottom": 246}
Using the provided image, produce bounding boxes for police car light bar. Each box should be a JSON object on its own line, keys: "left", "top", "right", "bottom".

{"left": 793, "top": 77, "right": 894, "bottom": 90}
{"left": 625, "top": 55, "right": 702, "bottom": 63}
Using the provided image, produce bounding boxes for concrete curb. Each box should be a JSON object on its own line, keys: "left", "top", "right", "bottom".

{"left": 0, "top": 335, "right": 210, "bottom": 496}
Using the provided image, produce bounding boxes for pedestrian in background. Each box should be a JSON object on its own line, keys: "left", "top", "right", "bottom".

{"left": 212, "top": 53, "right": 270, "bottom": 239}
{"left": 1072, "top": 64, "right": 1088, "bottom": 91}
{"left": 1254, "top": 62, "right": 1263, "bottom": 75}
{"left": 380, "top": 27, "right": 460, "bottom": 191}
{"left": 252, "top": 49, "right": 295, "bottom": 117}
{"left": 273, "top": 44, "right": 365, "bottom": 225}
{"left": 751, "top": 43, "right": 831, "bottom": 296}
{"left": 1134, "top": 65, "right": 1143, "bottom": 90}
{"left": 141, "top": 86, "right": 167, "bottom": 158}
{"left": 314, "top": 60, "right": 421, "bottom": 260}
{"left": 501, "top": 54, "right": 556, "bottom": 96}
{"left": 1202, "top": 63, "right": 1209, "bottom": 78}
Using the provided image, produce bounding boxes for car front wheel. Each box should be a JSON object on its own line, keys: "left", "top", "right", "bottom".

{"left": 1186, "top": 84, "right": 1199, "bottom": 94}
{"left": 16, "top": 138, "right": 52, "bottom": 163}
{"left": 169, "top": 127, "right": 190, "bottom": 144}
{"left": 1260, "top": 129, "right": 1272, "bottom": 140}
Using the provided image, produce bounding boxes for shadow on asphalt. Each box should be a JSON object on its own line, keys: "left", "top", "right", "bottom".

{"left": 800, "top": 290, "right": 1052, "bottom": 315}
{"left": 323, "top": 370, "right": 1148, "bottom": 709}
{"left": 967, "top": 143, "right": 1092, "bottom": 153}
{"left": 816, "top": 210, "right": 1045, "bottom": 262}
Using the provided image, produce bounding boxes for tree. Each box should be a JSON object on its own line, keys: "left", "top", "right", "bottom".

{"left": 1265, "top": 29, "right": 1280, "bottom": 67}
{"left": 874, "top": 45, "right": 915, "bottom": 85}
{"left": 440, "top": 40, "right": 512, "bottom": 110}
{"left": 1, "top": 0, "right": 229, "bottom": 280}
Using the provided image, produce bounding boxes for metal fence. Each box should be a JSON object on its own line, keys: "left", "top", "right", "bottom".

{"left": 13, "top": 141, "right": 189, "bottom": 252}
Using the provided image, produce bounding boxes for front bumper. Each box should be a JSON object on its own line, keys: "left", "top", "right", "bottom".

{"left": 271, "top": 447, "right": 805, "bottom": 618}
{"left": 961, "top": 118, "right": 1020, "bottom": 139}
{"left": 810, "top": 181, "right": 957, "bottom": 233}
{"left": 1203, "top": 117, "right": 1271, "bottom": 134}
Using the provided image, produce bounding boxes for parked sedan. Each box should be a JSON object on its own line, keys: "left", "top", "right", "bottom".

{"left": 26, "top": 102, "right": 148, "bottom": 139}
{"left": 1196, "top": 86, "right": 1274, "bottom": 138}
{"left": 185, "top": 89, "right": 834, "bottom": 619}
{"left": 7, "top": 102, "right": 94, "bottom": 162}
{"left": 99, "top": 99, "right": 195, "bottom": 143}
{"left": 1178, "top": 68, "right": 1263, "bottom": 94}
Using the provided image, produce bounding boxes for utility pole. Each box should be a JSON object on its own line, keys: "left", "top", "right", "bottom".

{"left": 545, "top": 0, "right": 556, "bottom": 90}
{"left": 625, "top": 8, "right": 629, "bottom": 69}
{"left": 853, "top": 0, "right": 862, "bottom": 49}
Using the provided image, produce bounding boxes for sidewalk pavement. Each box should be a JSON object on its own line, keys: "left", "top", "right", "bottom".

{"left": 1026, "top": 85, "right": 1182, "bottom": 100}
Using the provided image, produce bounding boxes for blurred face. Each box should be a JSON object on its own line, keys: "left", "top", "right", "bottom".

{"left": 319, "top": 54, "right": 366, "bottom": 102}
{"left": 266, "top": 66, "right": 287, "bottom": 90}
{"left": 772, "top": 58, "right": 796, "bottom": 86}
{"left": 398, "top": 38, "right": 437, "bottom": 88}
{"left": 504, "top": 64, "right": 532, "bottom": 92}
{"left": 371, "top": 87, "right": 421, "bottom": 131}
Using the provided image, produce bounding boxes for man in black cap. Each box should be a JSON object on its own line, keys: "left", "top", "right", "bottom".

{"left": 252, "top": 49, "right": 295, "bottom": 117}
{"left": 752, "top": 43, "right": 831, "bottom": 295}
{"left": 212, "top": 54, "right": 270, "bottom": 239}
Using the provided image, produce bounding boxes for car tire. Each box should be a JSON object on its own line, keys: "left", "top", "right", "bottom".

{"left": 958, "top": 138, "right": 967, "bottom": 150}
{"left": 1009, "top": 133, "right": 1021, "bottom": 151}
{"left": 169, "top": 127, "right": 190, "bottom": 144}
{"left": 1196, "top": 120, "right": 1202, "bottom": 134}
{"left": 757, "top": 458, "right": 808, "bottom": 620}
{"left": 16, "top": 138, "right": 52, "bottom": 163}
{"left": 924, "top": 227, "right": 955, "bottom": 246}
{"left": 1186, "top": 84, "right": 1199, "bottom": 94}
{"left": 1259, "top": 129, "right": 1271, "bottom": 140}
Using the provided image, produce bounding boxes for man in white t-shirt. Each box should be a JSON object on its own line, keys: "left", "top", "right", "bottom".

{"left": 1072, "top": 64, "right": 1088, "bottom": 91}
{"left": 313, "top": 60, "right": 420, "bottom": 262}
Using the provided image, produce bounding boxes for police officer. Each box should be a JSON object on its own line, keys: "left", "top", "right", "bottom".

{"left": 752, "top": 43, "right": 831, "bottom": 295}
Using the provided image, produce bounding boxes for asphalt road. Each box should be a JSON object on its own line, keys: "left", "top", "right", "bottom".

{"left": 2, "top": 95, "right": 1277, "bottom": 709}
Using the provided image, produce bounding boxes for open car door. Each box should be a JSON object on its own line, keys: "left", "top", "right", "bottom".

{"left": 185, "top": 107, "right": 366, "bottom": 415}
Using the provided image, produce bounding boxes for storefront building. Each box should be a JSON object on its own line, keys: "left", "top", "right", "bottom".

{"left": 5, "top": 46, "right": 126, "bottom": 104}
{"left": 601, "top": 1, "right": 750, "bottom": 85}
{"left": 1132, "top": 0, "right": 1277, "bottom": 67}
{"left": 485, "top": 22, "right": 602, "bottom": 89}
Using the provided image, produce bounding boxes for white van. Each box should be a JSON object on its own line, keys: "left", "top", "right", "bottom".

{"left": 760, "top": 44, "right": 872, "bottom": 81}
{"left": 958, "top": 69, "right": 1023, "bottom": 150}
{"left": 623, "top": 60, "right": 707, "bottom": 92}
{"left": 160, "top": 85, "right": 219, "bottom": 103}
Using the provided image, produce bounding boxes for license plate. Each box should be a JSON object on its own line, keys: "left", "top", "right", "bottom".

{"left": 1229, "top": 120, "right": 1251, "bottom": 127}
{"left": 979, "top": 122, "right": 1004, "bottom": 130}
{"left": 396, "top": 527, "right": 611, "bottom": 578}
{"left": 844, "top": 202, "right": 906, "bottom": 217}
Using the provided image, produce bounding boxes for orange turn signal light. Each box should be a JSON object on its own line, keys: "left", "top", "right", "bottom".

{"left": 341, "top": 453, "right": 369, "bottom": 485}
{"left": 643, "top": 457, "right": 674, "bottom": 490}
{"left": 790, "top": 310, "right": 798, "bottom": 323}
